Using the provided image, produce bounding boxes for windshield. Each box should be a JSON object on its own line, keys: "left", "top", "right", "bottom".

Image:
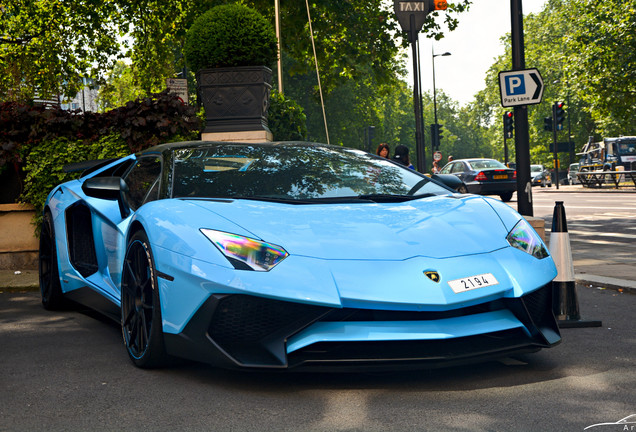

{"left": 530, "top": 165, "right": 543, "bottom": 173}
{"left": 468, "top": 159, "right": 507, "bottom": 170}
{"left": 618, "top": 140, "right": 636, "bottom": 156}
{"left": 171, "top": 143, "right": 452, "bottom": 202}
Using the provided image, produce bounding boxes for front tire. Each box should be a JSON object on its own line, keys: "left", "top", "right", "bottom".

{"left": 39, "top": 211, "right": 66, "bottom": 310}
{"left": 121, "top": 230, "right": 167, "bottom": 368}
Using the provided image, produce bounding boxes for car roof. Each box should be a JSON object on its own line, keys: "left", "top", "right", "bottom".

{"left": 140, "top": 140, "right": 334, "bottom": 156}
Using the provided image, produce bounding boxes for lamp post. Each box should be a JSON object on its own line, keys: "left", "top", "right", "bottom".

{"left": 432, "top": 50, "right": 451, "bottom": 151}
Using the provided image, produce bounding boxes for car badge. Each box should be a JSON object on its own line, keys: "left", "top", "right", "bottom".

{"left": 424, "top": 271, "right": 440, "bottom": 283}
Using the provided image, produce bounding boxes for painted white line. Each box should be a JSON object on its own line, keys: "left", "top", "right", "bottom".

{"left": 568, "top": 230, "right": 636, "bottom": 240}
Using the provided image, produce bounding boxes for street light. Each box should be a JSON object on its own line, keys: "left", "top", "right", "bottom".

{"left": 432, "top": 49, "right": 451, "bottom": 151}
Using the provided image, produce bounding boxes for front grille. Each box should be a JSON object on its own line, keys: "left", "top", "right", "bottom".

{"left": 319, "top": 300, "right": 505, "bottom": 323}
{"left": 207, "top": 287, "right": 559, "bottom": 367}
{"left": 208, "top": 295, "right": 330, "bottom": 365}
{"left": 288, "top": 329, "right": 537, "bottom": 369}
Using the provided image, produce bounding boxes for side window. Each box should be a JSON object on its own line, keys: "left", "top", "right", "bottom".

{"left": 123, "top": 156, "right": 162, "bottom": 210}
{"left": 451, "top": 162, "right": 464, "bottom": 174}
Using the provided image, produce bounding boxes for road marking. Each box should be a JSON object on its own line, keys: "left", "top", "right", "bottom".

{"left": 568, "top": 230, "right": 636, "bottom": 240}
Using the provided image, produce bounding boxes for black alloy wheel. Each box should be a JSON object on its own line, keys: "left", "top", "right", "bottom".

{"left": 39, "top": 211, "right": 66, "bottom": 310}
{"left": 121, "top": 230, "right": 167, "bottom": 368}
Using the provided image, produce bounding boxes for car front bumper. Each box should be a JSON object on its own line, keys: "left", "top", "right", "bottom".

{"left": 162, "top": 283, "right": 561, "bottom": 371}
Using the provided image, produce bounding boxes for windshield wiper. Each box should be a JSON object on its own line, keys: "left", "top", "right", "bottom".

{"left": 358, "top": 193, "right": 435, "bottom": 202}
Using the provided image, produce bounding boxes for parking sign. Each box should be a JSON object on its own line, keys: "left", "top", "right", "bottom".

{"left": 498, "top": 68, "right": 543, "bottom": 107}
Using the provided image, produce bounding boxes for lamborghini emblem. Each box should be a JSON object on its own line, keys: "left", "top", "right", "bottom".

{"left": 424, "top": 271, "right": 440, "bottom": 283}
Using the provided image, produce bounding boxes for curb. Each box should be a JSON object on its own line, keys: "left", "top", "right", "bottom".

{"left": 576, "top": 274, "right": 636, "bottom": 295}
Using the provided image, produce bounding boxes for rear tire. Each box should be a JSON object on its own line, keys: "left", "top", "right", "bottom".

{"left": 457, "top": 184, "right": 468, "bottom": 194}
{"left": 121, "top": 230, "right": 168, "bottom": 368}
{"left": 500, "top": 192, "right": 513, "bottom": 202}
{"left": 39, "top": 211, "right": 66, "bottom": 310}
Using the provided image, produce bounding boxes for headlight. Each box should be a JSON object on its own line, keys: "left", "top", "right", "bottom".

{"left": 506, "top": 219, "right": 549, "bottom": 259}
{"left": 201, "top": 229, "right": 289, "bottom": 271}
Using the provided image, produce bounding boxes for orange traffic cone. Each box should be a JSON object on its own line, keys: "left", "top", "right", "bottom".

{"left": 550, "top": 201, "right": 602, "bottom": 328}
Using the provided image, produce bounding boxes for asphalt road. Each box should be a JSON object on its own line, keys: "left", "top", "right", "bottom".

{"left": 1, "top": 287, "right": 634, "bottom": 432}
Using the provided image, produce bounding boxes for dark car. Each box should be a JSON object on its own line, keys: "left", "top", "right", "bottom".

{"left": 439, "top": 158, "right": 516, "bottom": 202}
{"left": 531, "top": 164, "right": 552, "bottom": 187}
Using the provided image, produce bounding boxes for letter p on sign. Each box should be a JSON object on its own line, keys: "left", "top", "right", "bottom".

{"left": 505, "top": 74, "right": 526, "bottom": 95}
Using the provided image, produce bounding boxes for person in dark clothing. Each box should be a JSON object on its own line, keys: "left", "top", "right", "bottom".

{"left": 392, "top": 145, "right": 414, "bottom": 169}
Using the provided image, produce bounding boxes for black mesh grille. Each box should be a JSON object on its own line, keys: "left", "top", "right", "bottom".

{"left": 321, "top": 300, "right": 505, "bottom": 323}
{"left": 208, "top": 295, "right": 330, "bottom": 365}
{"left": 522, "top": 284, "right": 552, "bottom": 327}
{"left": 66, "top": 203, "right": 98, "bottom": 277}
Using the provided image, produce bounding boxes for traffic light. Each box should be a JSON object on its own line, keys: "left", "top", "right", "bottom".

{"left": 543, "top": 116, "right": 553, "bottom": 132}
{"left": 503, "top": 111, "right": 514, "bottom": 139}
{"left": 430, "top": 124, "right": 444, "bottom": 150}
{"left": 554, "top": 101, "right": 565, "bottom": 131}
{"left": 430, "top": 0, "right": 448, "bottom": 10}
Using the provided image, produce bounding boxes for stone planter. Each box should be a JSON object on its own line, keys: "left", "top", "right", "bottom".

{"left": 197, "top": 66, "right": 273, "bottom": 142}
{"left": 0, "top": 204, "right": 38, "bottom": 270}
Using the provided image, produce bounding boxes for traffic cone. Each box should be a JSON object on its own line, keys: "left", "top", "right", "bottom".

{"left": 550, "top": 201, "right": 602, "bottom": 328}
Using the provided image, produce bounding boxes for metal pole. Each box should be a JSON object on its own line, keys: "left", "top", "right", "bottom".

{"left": 275, "top": 0, "right": 283, "bottom": 93}
{"left": 504, "top": 135, "right": 509, "bottom": 165}
{"left": 511, "top": 0, "right": 533, "bottom": 216}
{"left": 432, "top": 47, "right": 438, "bottom": 128}
{"left": 417, "top": 38, "right": 427, "bottom": 170}
{"left": 410, "top": 15, "right": 424, "bottom": 172}
{"left": 552, "top": 103, "right": 560, "bottom": 189}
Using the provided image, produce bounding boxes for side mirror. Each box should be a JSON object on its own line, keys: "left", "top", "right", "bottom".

{"left": 82, "top": 177, "right": 131, "bottom": 218}
{"left": 431, "top": 173, "right": 463, "bottom": 192}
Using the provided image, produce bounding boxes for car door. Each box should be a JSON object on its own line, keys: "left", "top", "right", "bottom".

{"left": 87, "top": 155, "right": 163, "bottom": 298}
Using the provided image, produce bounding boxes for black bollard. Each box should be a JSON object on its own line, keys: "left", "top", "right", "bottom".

{"left": 550, "top": 201, "right": 602, "bottom": 328}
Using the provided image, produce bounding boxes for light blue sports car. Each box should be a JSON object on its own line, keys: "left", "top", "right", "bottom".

{"left": 39, "top": 141, "right": 561, "bottom": 370}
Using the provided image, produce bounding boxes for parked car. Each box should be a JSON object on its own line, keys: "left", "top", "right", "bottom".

{"left": 439, "top": 158, "right": 517, "bottom": 202}
{"left": 531, "top": 164, "right": 552, "bottom": 187}
{"left": 567, "top": 163, "right": 580, "bottom": 185}
{"left": 40, "top": 141, "right": 560, "bottom": 371}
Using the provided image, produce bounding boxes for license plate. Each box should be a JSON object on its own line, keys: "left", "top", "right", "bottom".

{"left": 448, "top": 273, "right": 499, "bottom": 293}
{"left": 493, "top": 174, "right": 508, "bottom": 179}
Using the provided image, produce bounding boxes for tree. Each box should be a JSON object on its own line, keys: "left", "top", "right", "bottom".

{"left": 0, "top": 0, "right": 124, "bottom": 101}
{"left": 98, "top": 61, "right": 145, "bottom": 112}
{"left": 470, "top": 0, "right": 633, "bottom": 167}
{"left": 1, "top": 0, "right": 472, "bottom": 103}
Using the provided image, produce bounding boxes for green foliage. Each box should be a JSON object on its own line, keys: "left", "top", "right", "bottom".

{"left": 268, "top": 91, "right": 308, "bottom": 141}
{"left": 184, "top": 4, "right": 278, "bottom": 72}
{"left": 469, "top": 0, "right": 633, "bottom": 167}
{"left": 98, "top": 61, "right": 146, "bottom": 112}
{"left": 0, "top": 0, "right": 124, "bottom": 101}
{"left": 106, "top": 90, "right": 202, "bottom": 152}
{"left": 21, "top": 134, "right": 129, "bottom": 229}
{"left": 0, "top": 91, "right": 201, "bottom": 172}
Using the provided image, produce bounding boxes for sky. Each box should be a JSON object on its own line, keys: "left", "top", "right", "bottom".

{"left": 406, "top": 0, "right": 548, "bottom": 106}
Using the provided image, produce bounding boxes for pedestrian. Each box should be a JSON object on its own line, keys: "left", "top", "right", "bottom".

{"left": 448, "top": 155, "right": 454, "bottom": 163}
{"left": 376, "top": 142, "right": 390, "bottom": 159}
{"left": 392, "top": 145, "right": 414, "bottom": 169}
{"left": 432, "top": 160, "right": 441, "bottom": 174}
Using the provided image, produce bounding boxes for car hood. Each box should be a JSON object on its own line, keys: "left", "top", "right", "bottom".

{"left": 188, "top": 195, "right": 514, "bottom": 260}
